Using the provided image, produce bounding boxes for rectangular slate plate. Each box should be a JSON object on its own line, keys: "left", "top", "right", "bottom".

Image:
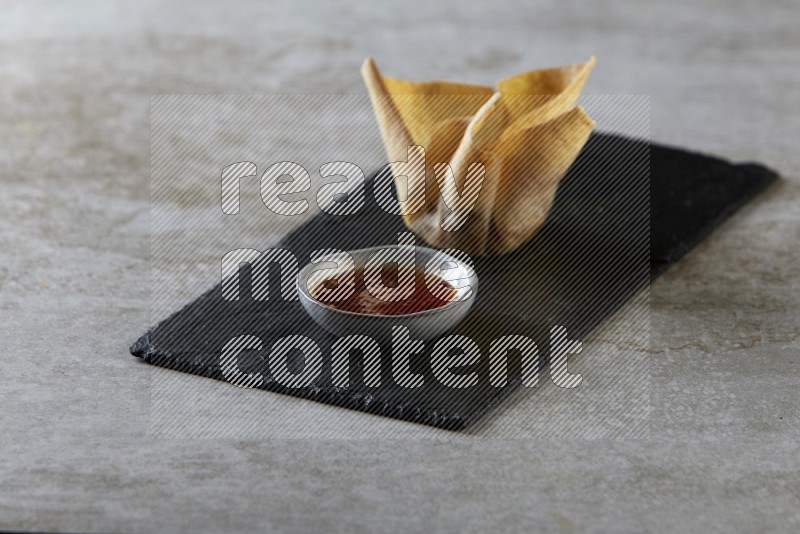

{"left": 131, "top": 133, "right": 778, "bottom": 430}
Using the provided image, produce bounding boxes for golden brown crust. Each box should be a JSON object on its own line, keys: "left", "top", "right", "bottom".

{"left": 362, "top": 57, "right": 597, "bottom": 256}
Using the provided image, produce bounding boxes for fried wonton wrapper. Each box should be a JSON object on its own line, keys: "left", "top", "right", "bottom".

{"left": 361, "top": 56, "right": 596, "bottom": 256}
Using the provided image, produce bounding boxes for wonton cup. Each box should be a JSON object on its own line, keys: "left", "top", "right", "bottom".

{"left": 362, "top": 56, "right": 596, "bottom": 256}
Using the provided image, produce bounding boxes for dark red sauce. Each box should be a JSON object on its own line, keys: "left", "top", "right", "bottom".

{"left": 312, "top": 267, "right": 457, "bottom": 315}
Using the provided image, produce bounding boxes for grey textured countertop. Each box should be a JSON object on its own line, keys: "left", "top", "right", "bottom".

{"left": 1, "top": 0, "right": 798, "bottom": 532}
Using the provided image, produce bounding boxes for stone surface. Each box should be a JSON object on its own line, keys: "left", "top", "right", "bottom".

{"left": 1, "top": 0, "right": 798, "bottom": 532}
{"left": 132, "top": 133, "right": 773, "bottom": 432}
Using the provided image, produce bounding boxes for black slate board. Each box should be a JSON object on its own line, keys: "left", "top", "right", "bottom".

{"left": 130, "top": 133, "right": 777, "bottom": 430}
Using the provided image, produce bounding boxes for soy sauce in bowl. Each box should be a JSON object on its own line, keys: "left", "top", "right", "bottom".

{"left": 312, "top": 266, "right": 457, "bottom": 316}
{"left": 297, "top": 245, "right": 477, "bottom": 341}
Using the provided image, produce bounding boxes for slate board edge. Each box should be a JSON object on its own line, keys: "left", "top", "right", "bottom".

{"left": 650, "top": 160, "right": 778, "bottom": 276}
